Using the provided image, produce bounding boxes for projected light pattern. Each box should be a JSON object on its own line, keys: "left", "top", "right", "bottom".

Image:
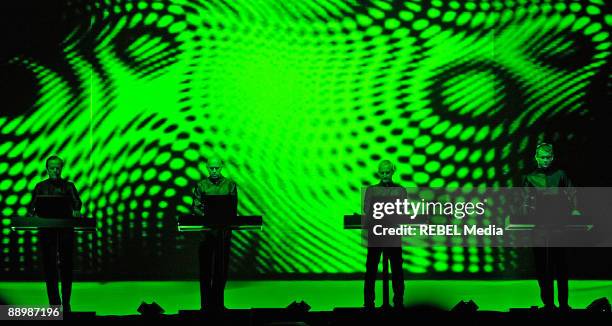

{"left": 0, "top": 1, "right": 609, "bottom": 277}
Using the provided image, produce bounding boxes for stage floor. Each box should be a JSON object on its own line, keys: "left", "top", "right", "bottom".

{"left": 1, "top": 280, "right": 610, "bottom": 315}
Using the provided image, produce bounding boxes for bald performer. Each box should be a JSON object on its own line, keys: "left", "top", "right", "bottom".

{"left": 364, "top": 160, "right": 405, "bottom": 309}
{"left": 192, "top": 157, "right": 237, "bottom": 311}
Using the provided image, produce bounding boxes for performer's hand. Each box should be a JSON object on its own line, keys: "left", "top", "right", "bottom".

{"left": 571, "top": 209, "right": 581, "bottom": 216}
{"left": 72, "top": 210, "right": 81, "bottom": 218}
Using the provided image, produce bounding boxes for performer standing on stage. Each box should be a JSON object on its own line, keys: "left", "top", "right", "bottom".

{"left": 363, "top": 160, "right": 405, "bottom": 309}
{"left": 522, "top": 143, "right": 580, "bottom": 312}
{"left": 27, "top": 155, "right": 82, "bottom": 313}
{"left": 192, "top": 156, "right": 238, "bottom": 311}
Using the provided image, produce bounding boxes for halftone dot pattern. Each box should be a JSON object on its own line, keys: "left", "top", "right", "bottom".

{"left": 1, "top": 0, "right": 610, "bottom": 276}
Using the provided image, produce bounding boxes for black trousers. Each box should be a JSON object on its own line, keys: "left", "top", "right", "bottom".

{"left": 199, "top": 230, "right": 232, "bottom": 310}
{"left": 40, "top": 230, "right": 74, "bottom": 307}
{"left": 364, "top": 247, "right": 404, "bottom": 307}
{"left": 533, "top": 247, "right": 569, "bottom": 307}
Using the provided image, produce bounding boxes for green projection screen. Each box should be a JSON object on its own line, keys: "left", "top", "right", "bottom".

{"left": 1, "top": 0, "right": 610, "bottom": 278}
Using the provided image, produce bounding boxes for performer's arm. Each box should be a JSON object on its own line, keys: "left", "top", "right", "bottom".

{"left": 520, "top": 175, "right": 534, "bottom": 216}
{"left": 363, "top": 187, "right": 374, "bottom": 223}
{"left": 560, "top": 171, "right": 580, "bottom": 215}
{"left": 192, "top": 183, "right": 205, "bottom": 216}
{"left": 69, "top": 182, "right": 83, "bottom": 217}
{"left": 27, "top": 184, "right": 40, "bottom": 217}
{"left": 230, "top": 181, "right": 237, "bottom": 197}
{"left": 230, "top": 181, "right": 238, "bottom": 217}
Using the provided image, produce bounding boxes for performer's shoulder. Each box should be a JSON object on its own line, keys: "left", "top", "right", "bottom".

{"left": 522, "top": 169, "right": 543, "bottom": 180}
{"left": 34, "top": 179, "right": 50, "bottom": 188}
{"left": 520, "top": 171, "right": 536, "bottom": 186}
{"left": 196, "top": 178, "right": 212, "bottom": 187}
{"left": 227, "top": 178, "right": 238, "bottom": 188}
{"left": 523, "top": 169, "right": 538, "bottom": 177}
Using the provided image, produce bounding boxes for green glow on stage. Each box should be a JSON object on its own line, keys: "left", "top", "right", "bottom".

{"left": 1, "top": 281, "right": 610, "bottom": 314}
{"left": 0, "top": 1, "right": 610, "bottom": 277}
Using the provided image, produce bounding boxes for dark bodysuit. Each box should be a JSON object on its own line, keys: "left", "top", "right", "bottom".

{"left": 192, "top": 176, "right": 237, "bottom": 310}
{"left": 522, "top": 167, "right": 577, "bottom": 308}
{"left": 363, "top": 181, "right": 405, "bottom": 308}
{"left": 28, "top": 178, "right": 82, "bottom": 309}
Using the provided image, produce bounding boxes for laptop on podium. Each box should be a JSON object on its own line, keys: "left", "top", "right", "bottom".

{"left": 201, "top": 195, "right": 237, "bottom": 227}
{"left": 35, "top": 195, "right": 74, "bottom": 219}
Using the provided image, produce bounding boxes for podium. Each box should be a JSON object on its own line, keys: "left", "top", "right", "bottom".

{"left": 344, "top": 214, "right": 394, "bottom": 309}
{"left": 176, "top": 215, "right": 263, "bottom": 231}
{"left": 504, "top": 214, "right": 596, "bottom": 247}
{"left": 10, "top": 216, "right": 96, "bottom": 231}
{"left": 177, "top": 214, "right": 263, "bottom": 311}
{"left": 504, "top": 214, "right": 593, "bottom": 231}
{"left": 10, "top": 216, "right": 99, "bottom": 291}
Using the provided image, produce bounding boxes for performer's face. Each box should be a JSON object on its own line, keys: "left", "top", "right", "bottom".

{"left": 378, "top": 164, "right": 394, "bottom": 183}
{"left": 535, "top": 149, "right": 553, "bottom": 169}
{"left": 46, "top": 160, "right": 63, "bottom": 180}
{"left": 207, "top": 159, "right": 223, "bottom": 179}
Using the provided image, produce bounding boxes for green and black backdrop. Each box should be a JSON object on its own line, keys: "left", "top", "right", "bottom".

{"left": 1, "top": 0, "right": 610, "bottom": 280}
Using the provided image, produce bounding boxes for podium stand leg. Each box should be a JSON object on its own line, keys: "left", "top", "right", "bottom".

{"left": 382, "top": 251, "right": 390, "bottom": 309}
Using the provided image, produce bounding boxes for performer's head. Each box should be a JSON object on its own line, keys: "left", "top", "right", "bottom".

{"left": 535, "top": 142, "right": 554, "bottom": 169}
{"left": 45, "top": 155, "right": 64, "bottom": 180}
{"left": 377, "top": 160, "right": 396, "bottom": 184}
{"left": 207, "top": 156, "right": 224, "bottom": 180}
